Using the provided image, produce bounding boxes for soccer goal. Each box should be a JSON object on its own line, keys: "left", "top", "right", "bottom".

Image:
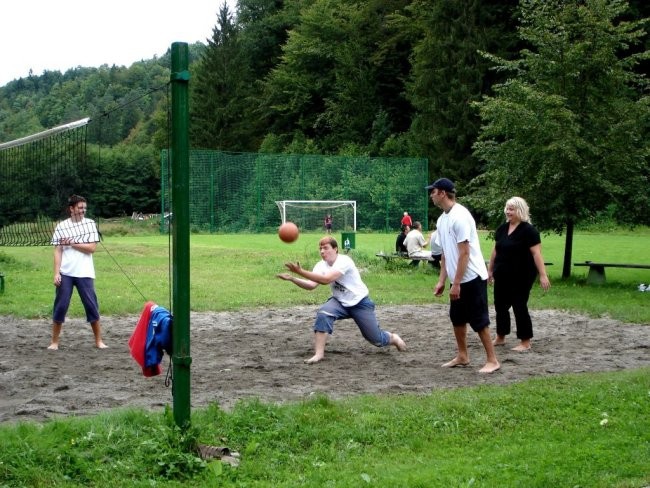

{"left": 275, "top": 200, "right": 357, "bottom": 232}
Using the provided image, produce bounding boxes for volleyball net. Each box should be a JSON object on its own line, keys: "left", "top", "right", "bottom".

{"left": 1, "top": 120, "right": 429, "bottom": 245}
{"left": 0, "top": 118, "right": 91, "bottom": 246}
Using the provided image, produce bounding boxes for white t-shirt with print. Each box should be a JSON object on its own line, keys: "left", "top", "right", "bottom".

{"left": 312, "top": 254, "right": 368, "bottom": 307}
{"left": 52, "top": 217, "right": 99, "bottom": 278}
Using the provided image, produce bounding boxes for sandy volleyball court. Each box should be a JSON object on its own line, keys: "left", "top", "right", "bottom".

{"left": 1, "top": 304, "right": 649, "bottom": 423}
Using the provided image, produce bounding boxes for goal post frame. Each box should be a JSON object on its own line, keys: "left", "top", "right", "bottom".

{"left": 275, "top": 200, "right": 357, "bottom": 231}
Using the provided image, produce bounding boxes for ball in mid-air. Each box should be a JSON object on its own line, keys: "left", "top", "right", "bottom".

{"left": 278, "top": 222, "right": 299, "bottom": 243}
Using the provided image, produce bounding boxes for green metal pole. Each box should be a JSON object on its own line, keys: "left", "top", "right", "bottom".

{"left": 210, "top": 162, "right": 215, "bottom": 233}
{"left": 423, "top": 159, "right": 429, "bottom": 231}
{"left": 170, "top": 42, "right": 192, "bottom": 430}
{"left": 160, "top": 151, "right": 167, "bottom": 234}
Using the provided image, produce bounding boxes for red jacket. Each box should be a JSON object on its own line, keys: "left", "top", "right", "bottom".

{"left": 129, "top": 301, "right": 173, "bottom": 377}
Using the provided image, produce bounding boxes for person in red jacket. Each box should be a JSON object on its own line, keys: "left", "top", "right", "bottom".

{"left": 400, "top": 211, "right": 412, "bottom": 227}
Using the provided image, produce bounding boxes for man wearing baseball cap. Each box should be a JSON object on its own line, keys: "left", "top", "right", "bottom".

{"left": 427, "top": 178, "right": 500, "bottom": 373}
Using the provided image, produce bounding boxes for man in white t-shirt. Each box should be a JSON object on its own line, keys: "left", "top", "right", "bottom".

{"left": 49, "top": 195, "right": 107, "bottom": 351}
{"left": 277, "top": 236, "right": 406, "bottom": 364}
{"left": 428, "top": 178, "right": 500, "bottom": 374}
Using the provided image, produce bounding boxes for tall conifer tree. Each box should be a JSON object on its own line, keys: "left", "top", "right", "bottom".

{"left": 406, "top": 0, "right": 519, "bottom": 182}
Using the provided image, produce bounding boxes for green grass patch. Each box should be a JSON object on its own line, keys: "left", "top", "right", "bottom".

{"left": 1, "top": 226, "right": 649, "bottom": 486}
{"left": 1, "top": 369, "right": 648, "bottom": 487}
{"left": 1, "top": 228, "right": 649, "bottom": 323}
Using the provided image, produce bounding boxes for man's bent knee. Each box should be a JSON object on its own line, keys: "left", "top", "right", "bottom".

{"left": 314, "top": 312, "right": 335, "bottom": 334}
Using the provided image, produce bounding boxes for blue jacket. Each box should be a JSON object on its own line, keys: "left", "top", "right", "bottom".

{"left": 129, "top": 301, "right": 173, "bottom": 377}
{"left": 145, "top": 306, "right": 173, "bottom": 370}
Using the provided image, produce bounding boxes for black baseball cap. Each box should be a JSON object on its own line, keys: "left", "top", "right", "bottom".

{"left": 425, "top": 178, "right": 456, "bottom": 193}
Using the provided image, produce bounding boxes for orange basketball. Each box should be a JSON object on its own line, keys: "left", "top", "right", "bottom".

{"left": 278, "top": 222, "right": 299, "bottom": 243}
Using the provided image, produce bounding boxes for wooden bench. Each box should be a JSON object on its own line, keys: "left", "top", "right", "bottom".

{"left": 574, "top": 261, "right": 650, "bottom": 284}
{"left": 377, "top": 253, "right": 552, "bottom": 269}
{"left": 375, "top": 252, "right": 439, "bottom": 266}
{"left": 376, "top": 252, "right": 434, "bottom": 261}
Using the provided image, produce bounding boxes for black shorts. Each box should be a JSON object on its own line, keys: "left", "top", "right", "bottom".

{"left": 449, "top": 276, "right": 489, "bottom": 332}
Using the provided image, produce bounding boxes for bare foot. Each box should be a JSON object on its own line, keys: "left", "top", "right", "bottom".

{"left": 492, "top": 335, "right": 506, "bottom": 346}
{"left": 391, "top": 333, "right": 407, "bottom": 351}
{"left": 304, "top": 354, "right": 324, "bottom": 364}
{"left": 478, "top": 361, "right": 501, "bottom": 374}
{"left": 441, "top": 357, "right": 470, "bottom": 368}
{"left": 96, "top": 342, "right": 108, "bottom": 349}
{"left": 47, "top": 343, "right": 59, "bottom": 350}
{"left": 511, "top": 344, "right": 530, "bottom": 352}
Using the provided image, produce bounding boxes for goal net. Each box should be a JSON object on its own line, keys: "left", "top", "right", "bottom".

{"left": 275, "top": 200, "right": 356, "bottom": 232}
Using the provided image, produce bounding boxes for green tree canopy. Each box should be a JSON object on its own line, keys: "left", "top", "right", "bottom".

{"left": 471, "top": 0, "right": 650, "bottom": 277}
{"left": 406, "top": 0, "right": 520, "bottom": 182}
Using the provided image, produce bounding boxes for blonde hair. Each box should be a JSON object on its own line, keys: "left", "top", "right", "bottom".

{"left": 505, "top": 196, "right": 531, "bottom": 223}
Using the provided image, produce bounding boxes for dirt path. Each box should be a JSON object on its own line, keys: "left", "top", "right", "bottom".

{"left": 1, "top": 305, "right": 649, "bottom": 423}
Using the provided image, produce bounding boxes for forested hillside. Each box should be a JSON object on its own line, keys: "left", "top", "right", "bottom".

{"left": 0, "top": 43, "right": 206, "bottom": 216}
{"left": 0, "top": 0, "right": 648, "bottom": 228}
{"left": 0, "top": 43, "right": 206, "bottom": 146}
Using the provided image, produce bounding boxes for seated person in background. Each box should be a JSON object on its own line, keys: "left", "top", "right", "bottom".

{"left": 395, "top": 225, "right": 410, "bottom": 255}
{"left": 429, "top": 229, "right": 442, "bottom": 269}
{"left": 404, "top": 221, "right": 432, "bottom": 263}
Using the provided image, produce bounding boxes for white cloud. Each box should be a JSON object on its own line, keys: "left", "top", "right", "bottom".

{"left": 0, "top": 0, "right": 236, "bottom": 86}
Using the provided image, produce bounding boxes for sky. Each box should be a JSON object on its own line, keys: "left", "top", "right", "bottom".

{"left": 0, "top": 0, "right": 237, "bottom": 87}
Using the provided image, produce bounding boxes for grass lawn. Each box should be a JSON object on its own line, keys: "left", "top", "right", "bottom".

{"left": 0, "top": 225, "right": 648, "bottom": 486}
{"left": 2, "top": 225, "right": 649, "bottom": 322}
